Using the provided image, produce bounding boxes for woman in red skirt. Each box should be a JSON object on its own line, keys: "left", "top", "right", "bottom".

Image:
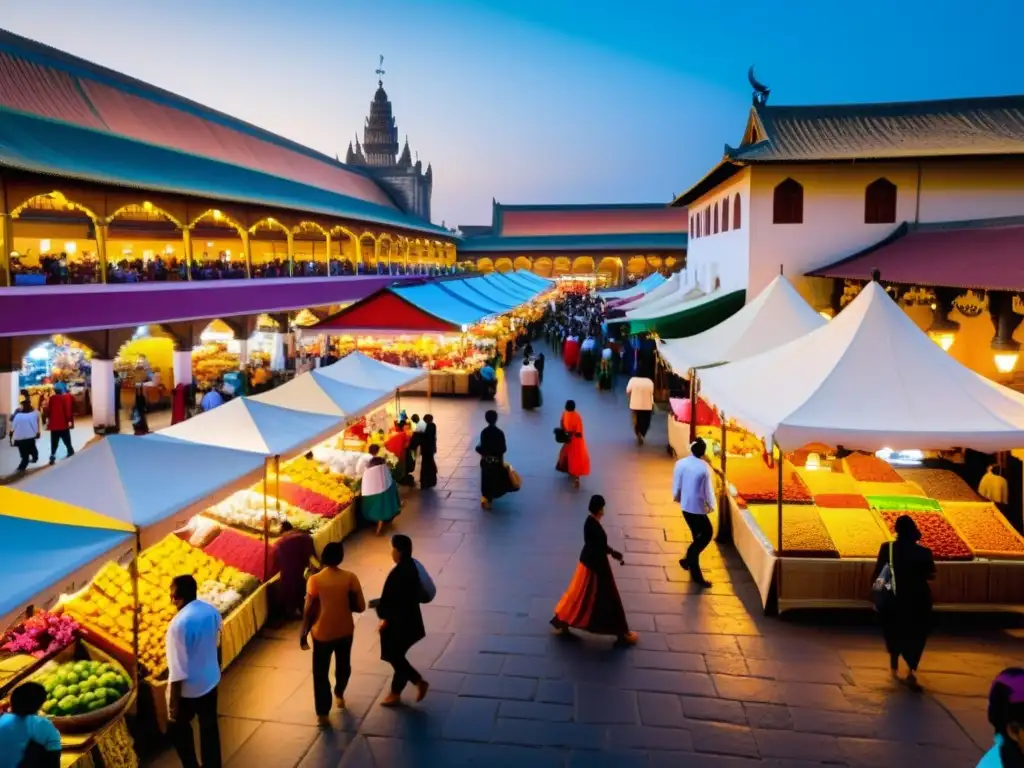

{"left": 551, "top": 495, "right": 638, "bottom": 646}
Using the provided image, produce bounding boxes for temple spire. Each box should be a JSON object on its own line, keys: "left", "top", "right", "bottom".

{"left": 398, "top": 136, "right": 412, "bottom": 167}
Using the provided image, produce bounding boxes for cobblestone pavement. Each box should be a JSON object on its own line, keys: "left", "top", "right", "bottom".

{"left": 147, "top": 344, "right": 1021, "bottom": 767}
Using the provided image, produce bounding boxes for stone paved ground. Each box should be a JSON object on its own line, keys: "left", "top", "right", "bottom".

{"left": 146, "top": 344, "right": 1022, "bottom": 767}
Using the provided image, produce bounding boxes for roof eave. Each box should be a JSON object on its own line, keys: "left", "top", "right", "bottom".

{"left": 671, "top": 160, "right": 744, "bottom": 207}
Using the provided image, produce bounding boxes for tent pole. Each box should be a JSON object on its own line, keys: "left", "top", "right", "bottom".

{"left": 687, "top": 369, "right": 698, "bottom": 445}
{"left": 131, "top": 527, "right": 141, "bottom": 687}
{"left": 262, "top": 458, "right": 270, "bottom": 585}
{"left": 715, "top": 411, "right": 731, "bottom": 544}
{"left": 776, "top": 441, "right": 784, "bottom": 554}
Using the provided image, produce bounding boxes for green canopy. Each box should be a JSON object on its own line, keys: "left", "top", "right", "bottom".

{"left": 625, "top": 289, "right": 746, "bottom": 338}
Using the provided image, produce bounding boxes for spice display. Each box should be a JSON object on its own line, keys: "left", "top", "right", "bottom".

{"left": 747, "top": 504, "right": 838, "bottom": 557}
{"left": 856, "top": 480, "right": 927, "bottom": 498}
{"left": 897, "top": 469, "right": 983, "bottom": 502}
{"left": 878, "top": 511, "right": 973, "bottom": 561}
{"left": 940, "top": 502, "right": 1024, "bottom": 557}
{"left": 796, "top": 468, "right": 857, "bottom": 496}
{"left": 729, "top": 456, "right": 813, "bottom": 504}
{"left": 867, "top": 495, "right": 942, "bottom": 513}
{"left": 843, "top": 454, "right": 903, "bottom": 483}
{"left": 814, "top": 493, "right": 870, "bottom": 509}
{"left": 818, "top": 508, "right": 888, "bottom": 558}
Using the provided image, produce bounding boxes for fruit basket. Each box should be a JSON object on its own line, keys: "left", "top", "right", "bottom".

{"left": 877, "top": 510, "right": 973, "bottom": 561}
{"left": 28, "top": 641, "right": 133, "bottom": 733}
{"left": 747, "top": 504, "right": 839, "bottom": 558}
{"left": 940, "top": 502, "right": 1024, "bottom": 559}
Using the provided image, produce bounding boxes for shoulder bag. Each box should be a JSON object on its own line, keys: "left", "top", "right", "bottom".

{"left": 870, "top": 540, "right": 896, "bottom": 611}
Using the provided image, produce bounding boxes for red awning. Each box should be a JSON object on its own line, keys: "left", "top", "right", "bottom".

{"left": 809, "top": 220, "right": 1024, "bottom": 292}
{"left": 312, "top": 290, "right": 458, "bottom": 333}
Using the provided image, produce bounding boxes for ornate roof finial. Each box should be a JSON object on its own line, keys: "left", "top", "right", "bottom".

{"left": 748, "top": 66, "right": 770, "bottom": 107}
{"left": 375, "top": 54, "right": 385, "bottom": 87}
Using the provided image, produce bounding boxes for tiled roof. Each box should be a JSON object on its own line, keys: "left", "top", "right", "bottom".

{"left": 0, "top": 107, "right": 451, "bottom": 237}
{"left": 0, "top": 30, "right": 419, "bottom": 218}
{"left": 458, "top": 232, "right": 687, "bottom": 254}
{"left": 493, "top": 202, "right": 688, "bottom": 237}
{"left": 731, "top": 95, "right": 1024, "bottom": 162}
{"left": 808, "top": 216, "right": 1024, "bottom": 292}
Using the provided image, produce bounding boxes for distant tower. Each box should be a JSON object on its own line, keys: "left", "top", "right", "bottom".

{"left": 348, "top": 56, "right": 432, "bottom": 222}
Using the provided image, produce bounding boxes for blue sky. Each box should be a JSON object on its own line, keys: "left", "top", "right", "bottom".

{"left": 4, "top": 0, "right": 1018, "bottom": 225}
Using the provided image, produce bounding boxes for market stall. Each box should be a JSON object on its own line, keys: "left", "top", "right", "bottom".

{"left": 601, "top": 272, "right": 666, "bottom": 304}
{"left": 696, "top": 280, "right": 1024, "bottom": 613}
{"left": 19, "top": 336, "right": 92, "bottom": 417}
{"left": 608, "top": 279, "right": 746, "bottom": 339}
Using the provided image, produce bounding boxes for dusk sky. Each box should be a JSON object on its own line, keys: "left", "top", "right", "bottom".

{"left": 4, "top": 1, "right": 1018, "bottom": 226}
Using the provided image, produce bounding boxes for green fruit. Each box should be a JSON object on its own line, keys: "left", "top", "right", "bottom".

{"left": 53, "top": 674, "right": 67, "bottom": 686}
{"left": 116, "top": 675, "right": 131, "bottom": 691}
{"left": 73, "top": 661, "right": 89, "bottom": 673}
{"left": 57, "top": 695, "right": 79, "bottom": 714}
{"left": 64, "top": 672, "right": 79, "bottom": 685}
{"left": 41, "top": 700, "right": 56, "bottom": 714}
{"left": 98, "top": 673, "right": 119, "bottom": 688}
{"left": 66, "top": 685, "right": 80, "bottom": 697}
{"left": 87, "top": 700, "right": 105, "bottom": 712}
{"left": 97, "top": 664, "right": 112, "bottom": 675}
{"left": 81, "top": 692, "right": 96, "bottom": 704}
{"left": 42, "top": 679, "right": 57, "bottom": 694}
{"left": 52, "top": 685, "right": 68, "bottom": 700}
{"left": 79, "top": 680, "right": 95, "bottom": 694}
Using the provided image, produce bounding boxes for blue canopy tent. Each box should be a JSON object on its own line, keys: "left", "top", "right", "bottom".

{"left": 436, "top": 279, "right": 511, "bottom": 315}
{"left": 514, "top": 270, "right": 552, "bottom": 288}
{"left": 17, "top": 435, "right": 268, "bottom": 547}
{"left": 152, "top": 397, "right": 343, "bottom": 456}
{"left": 391, "top": 282, "right": 494, "bottom": 328}
{"left": 481, "top": 273, "right": 537, "bottom": 303}
{"left": 460, "top": 276, "right": 524, "bottom": 309}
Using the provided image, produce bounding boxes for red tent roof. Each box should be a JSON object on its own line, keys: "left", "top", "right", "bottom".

{"left": 312, "top": 289, "right": 458, "bottom": 334}
{"left": 809, "top": 218, "right": 1024, "bottom": 292}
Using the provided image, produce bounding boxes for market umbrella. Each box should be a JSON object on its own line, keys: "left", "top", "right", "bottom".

{"left": 251, "top": 370, "right": 393, "bottom": 418}
{"left": 316, "top": 352, "right": 428, "bottom": 391}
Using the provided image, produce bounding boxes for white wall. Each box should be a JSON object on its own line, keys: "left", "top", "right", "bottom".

{"left": 685, "top": 169, "right": 752, "bottom": 295}
{"left": 745, "top": 158, "right": 1024, "bottom": 298}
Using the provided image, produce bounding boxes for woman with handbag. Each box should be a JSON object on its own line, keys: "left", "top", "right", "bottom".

{"left": 477, "top": 410, "right": 510, "bottom": 510}
{"left": 871, "top": 515, "right": 935, "bottom": 689}
{"left": 301, "top": 542, "right": 366, "bottom": 726}
{"left": 377, "top": 535, "right": 430, "bottom": 706}
{"left": 556, "top": 400, "right": 591, "bottom": 489}
{"left": 551, "top": 495, "right": 638, "bottom": 647}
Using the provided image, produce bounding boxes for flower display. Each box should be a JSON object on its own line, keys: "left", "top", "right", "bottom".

{"left": 897, "top": 469, "right": 983, "bottom": 502}
{"left": 259, "top": 480, "right": 340, "bottom": 518}
{"left": 1, "top": 612, "right": 80, "bottom": 658}
{"left": 818, "top": 508, "right": 888, "bottom": 558}
{"left": 940, "top": 502, "right": 1024, "bottom": 557}
{"left": 843, "top": 454, "right": 903, "bottom": 483}
{"left": 277, "top": 456, "right": 356, "bottom": 508}
{"left": 748, "top": 504, "right": 838, "bottom": 557}
{"left": 203, "top": 490, "right": 290, "bottom": 536}
{"left": 202, "top": 528, "right": 274, "bottom": 581}
{"left": 729, "top": 456, "right": 813, "bottom": 504}
{"left": 312, "top": 447, "right": 373, "bottom": 478}
{"left": 879, "top": 510, "right": 973, "bottom": 561}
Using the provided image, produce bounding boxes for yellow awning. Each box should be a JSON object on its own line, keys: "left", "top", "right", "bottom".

{"left": 0, "top": 486, "right": 135, "bottom": 533}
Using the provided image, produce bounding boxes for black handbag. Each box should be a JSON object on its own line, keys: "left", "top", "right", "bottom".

{"left": 554, "top": 427, "right": 570, "bottom": 444}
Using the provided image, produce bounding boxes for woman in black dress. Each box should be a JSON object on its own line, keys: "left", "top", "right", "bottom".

{"left": 551, "top": 495, "right": 638, "bottom": 646}
{"left": 872, "top": 514, "right": 935, "bottom": 688}
{"left": 377, "top": 534, "right": 429, "bottom": 706}
{"left": 476, "top": 410, "right": 509, "bottom": 510}
{"left": 419, "top": 415, "right": 438, "bottom": 489}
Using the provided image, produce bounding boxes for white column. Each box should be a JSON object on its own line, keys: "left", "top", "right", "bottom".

{"left": 0, "top": 371, "right": 19, "bottom": 420}
{"left": 173, "top": 350, "right": 193, "bottom": 388}
{"left": 90, "top": 359, "right": 116, "bottom": 430}
{"left": 270, "top": 334, "right": 286, "bottom": 371}
{"left": 237, "top": 337, "right": 249, "bottom": 366}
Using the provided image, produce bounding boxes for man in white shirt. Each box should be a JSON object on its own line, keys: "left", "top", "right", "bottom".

{"left": 671, "top": 437, "right": 716, "bottom": 588}
{"left": 167, "top": 574, "right": 223, "bottom": 768}
{"left": 625, "top": 375, "right": 655, "bottom": 445}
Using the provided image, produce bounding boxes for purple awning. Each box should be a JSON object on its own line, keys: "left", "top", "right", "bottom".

{"left": 0, "top": 276, "right": 416, "bottom": 337}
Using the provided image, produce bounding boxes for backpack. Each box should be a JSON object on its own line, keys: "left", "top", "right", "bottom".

{"left": 414, "top": 559, "right": 436, "bottom": 604}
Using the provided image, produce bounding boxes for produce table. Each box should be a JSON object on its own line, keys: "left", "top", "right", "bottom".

{"left": 311, "top": 503, "right": 357, "bottom": 556}
{"left": 147, "top": 581, "right": 270, "bottom": 733}
{"left": 62, "top": 704, "right": 137, "bottom": 768}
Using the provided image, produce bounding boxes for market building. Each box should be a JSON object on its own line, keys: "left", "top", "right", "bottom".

{"left": 457, "top": 201, "right": 688, "bottom": 285}
{"left": 673, "top": 73, "right": 1024, "bottom": 384}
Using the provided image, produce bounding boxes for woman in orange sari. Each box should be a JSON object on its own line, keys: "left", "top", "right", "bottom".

{"left": 556, "top": 400, "right": 590, "bottom": 488}
{"left": 551, "top": 495, "right": 637, "bottom": 646}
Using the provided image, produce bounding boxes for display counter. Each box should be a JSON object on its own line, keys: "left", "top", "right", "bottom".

{"left": 62, "top": 705, "right": 137, "bottom": 768}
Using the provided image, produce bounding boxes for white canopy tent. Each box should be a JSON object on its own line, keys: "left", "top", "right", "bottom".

{"left": 658, "top": 275, "right": 826, "bottom": 372}
{"left": 698, "top": 280, "right": 1024, "bottom": 452}
{"left": 316, "top": 352, "right": 429, "bottom": 391}
{"left": 602, "top": 272, "right": 666, "bottom": 301}
{"left": 611, "top": 272, "right": 682, "bottom": 312}
{"left": 251, "top": 370, "right": 393, "bottom": 418}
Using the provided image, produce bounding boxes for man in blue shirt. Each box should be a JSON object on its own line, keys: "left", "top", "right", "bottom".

{"left": 671, "top": 437, "right": 717, "bottom": 588}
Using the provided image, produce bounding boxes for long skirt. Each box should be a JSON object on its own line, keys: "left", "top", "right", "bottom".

{"left": 597, "top": 361, "right": 613, "bottom": 391}
{"left": 580, "top": 352, "right": 596, "bottom": 381}
{"left": 553, "top": 562, "right": 629, "bottom": 636}
{"left": 632, "top": 409, "right": 652, "bottom": 437}
{"left": 481, "top": 457, "right": 510, "bottom": 501}
{"left": 420, "top": 452, "right": 438, "bottom": 489}
{"left": 521, "top": 384, "right": 542, "bottom": 410}
{"left": 556, "top": 438, "right": 591, "bottom": 477}
{"left": 361, "top": 485, "right": 402, "bottom": 523}
{"left": 881, "top": 600, "right": 931, "bottom": 669}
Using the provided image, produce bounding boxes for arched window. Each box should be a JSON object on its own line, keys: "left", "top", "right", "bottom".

{"left": 689, "top": 215, "right": 694, "bottom": 237}
{"left": 733, "top": 194, "right": 742, "bottom": 229}
{"left": 864, "top": 178, "right": 897, "bottom": 224}
{"left": 713, "top": 203, "right": 719, "bottom": 234}
{"left": 773, "top": 178, "right": 803, "bottom": 224}
{"left": 705, "top": 206, "right": 711, "bottom": 234}
{"left": 722, "top": 198, "right": 730, "bottom": 232}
